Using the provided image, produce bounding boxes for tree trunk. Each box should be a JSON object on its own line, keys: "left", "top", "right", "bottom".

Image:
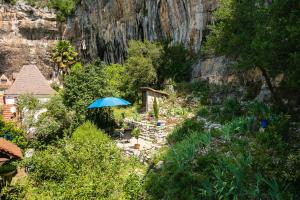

{"left": 259, "top": 67, "right": 289, "bottom": 141}
{"left": 258, "top": 66, "right": 278, "bottom": 102}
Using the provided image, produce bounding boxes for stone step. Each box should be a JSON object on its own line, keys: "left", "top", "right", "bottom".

{"left": 2, "top": 105, "right": 14, "bottom": 120}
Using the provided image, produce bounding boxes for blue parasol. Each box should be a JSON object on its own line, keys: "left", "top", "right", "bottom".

{"left": 87, "top": 97, "right": 131, "bottom": 109}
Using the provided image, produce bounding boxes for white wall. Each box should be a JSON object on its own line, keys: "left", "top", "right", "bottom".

{"left": 6, "top": 96, "right": 15, "bottom": 105}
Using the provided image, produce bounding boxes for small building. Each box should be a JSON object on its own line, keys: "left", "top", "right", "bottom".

{"left": 140, "top": 87, "right": 169, "bottom": 112}
{"left": 3, "top": 65, "right": 55, "bottom": 120}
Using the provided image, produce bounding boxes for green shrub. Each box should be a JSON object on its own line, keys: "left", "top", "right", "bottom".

{"left": 167, "top": 119, "right": 204, "bottom": 144}
{"left": 28, "top": 94, "right": 76, "bottom": 148}
{"left": 221, "top": 117, "right": 252, "bottom": 140}
{"left": 124, "top": 40, "right": 162, "bottom": 102}
{"left": 222, "top": 97, "right": 242, "bottom": 121}
{"left": 63, "top": 61, "right": 118, "bottom": 129}
{"left": 132, "top": 128, "right": 141, "bottom": 144}
{"left": 146, "top": 132, "right": 209, "bottom": 200}
{"left": 51, "top": 40, "right": 78, "bottom": 76}
{"left": 197, "top": 106, "right": 209, "bottom": 117}
{"left": 158, "top": 42, "right": 193, "bottom": 83}
{"left": 153, "top": 97, "right": 159, "bottom": 120}
{"left": 147, "top": 112, "right": 298, "bottom": 199}
{"left": 17, "top": 94, "right": 40, "bottom": 111}
{"left": 0, "top": 162, "right": 17, "bottom": 175}
{"left": 246, "top": 101, "right": 270, "bottom": 118}
{"left": 0, "top": 118, "right": 27, "bottom": 149}
{"left": 4, "top": 122, "right": 146, "bottom": 199}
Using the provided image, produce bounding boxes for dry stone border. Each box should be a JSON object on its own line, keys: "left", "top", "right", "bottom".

{"left": 116, "top": 119, "right": 174, "bottom": 164}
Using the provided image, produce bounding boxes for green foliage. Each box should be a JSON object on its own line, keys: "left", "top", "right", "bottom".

{"left": 124, "top": 40, "right": 162, "bottom": 101}
{"left": 167, "top": 119, "right": 204, "bottom": 144}
{"left": 63, "top": 61, "right": 117, "bottom": 129}
{"left": 102, "top": 64, "right": 126, "bottom": 97}
{"left": 246, "top": 100, "right": 270, "bottom": 117}
{"left": 222, "top": 97, "right": 242, "bottom": 122}
{"left": 4, "top": 122, "right": 146, "bottom": 199}
{"left": 147, "top": 92, "right": 299, "bottom": 199}
{"left": 17, "top": 94, "right": 40, "bottom": 111}
{"left": 153, "top": 97, "right": 159, "bottom": 120}
{"left": 19, "top": 94, "right": 76, "bottom": 148}
{"left": 204, "top": 0, "right": 300, "bottom": 101}
{"left": 113, "top": 105, "right": 142, "bottom": 125}
{"left": 1, "top": 0, "right": 17, "bottom": 5}
{"left": 146, "top": 132, "right": 211, "bottom": 200}
{"left": 221, "top": 117, "right": 252, "bottom": 140}
{"left": 51, "top": 40, "right": 78, "bottom": 76}
{"left": 197, "top": 106, "right": 209, "bottom": 117}
{"left": 146, "top": 117, "right": 297, "bottom": 199}
{"left": 0, "top": 162, "right": 17, "bottom": 175}
{"left": 50, "top": 82, "right": 60, "bottom": 92}
{"left": 24, "top": 0, "right": 78, "bottom": 21}
{"left": 0, "top": 118, "right": 27, "bottom": 150}
{"left": 50, "top": 0, "right": 78, "bottom": 21}
{"left": 131, "top": 128, "right": 141, "bottom": 144}
{"left": 158, "top": 43, "right": 193, "bottom": 83}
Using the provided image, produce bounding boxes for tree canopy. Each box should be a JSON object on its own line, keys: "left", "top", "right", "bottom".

{"left": 3, "top": 122, "right": 145, "bottom": 199}
{"left": 204, "top": 0, "right": 300, "bottom": 102}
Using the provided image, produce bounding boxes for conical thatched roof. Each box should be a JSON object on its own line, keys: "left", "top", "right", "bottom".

{"left": 5, "top": 65, "right": 55, "bottom": 96}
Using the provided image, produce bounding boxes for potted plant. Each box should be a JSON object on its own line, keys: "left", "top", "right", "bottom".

{"left": 132, "top": 128, "right": 141, "bottom": 149}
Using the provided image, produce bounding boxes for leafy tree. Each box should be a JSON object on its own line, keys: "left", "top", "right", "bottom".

{"left": 2, "top": 122, "right": 146, "bottom": 199}
{"left": 102, "top": 64, "right": 126, "bottom": 97}
{"left": 63, "top": 62, "right": 117, "bottom": 128}
{"left": 51, "top": 40, "right": 78, "bottom": 78}
{"left": 204, "top": 0, "right": 300, "bottom": 103}
{"left": 33, "top": 94, "right": 76, "bottom": 147}
{"left": 17, "top": 94, "right": 40, "bottom": 111}
{"left": 124, "top": 40, "right": 162, "bottom": 101}
{"left": 158, "top": 43, "right": 193, "bottom": 83}
{"left": 16, "top": 94, "right": 76, "bottom": 148}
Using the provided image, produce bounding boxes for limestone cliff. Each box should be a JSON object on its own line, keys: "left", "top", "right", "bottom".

{"left": 65, "top": 0, "right": 217, "bottom": 63}
{"left": 0, "top": 2, "right": 62, "bottom": 79}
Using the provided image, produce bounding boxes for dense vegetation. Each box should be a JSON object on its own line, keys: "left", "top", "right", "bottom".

{"left": 2, "top": 122, "right": 146, "bottom": 199}
{"left": 145, "top": 85, "right": 300, "bottom": 199}
{"left": 62, "top": 40, "right": 194, "bottom": 127}
{"left": 0, "top": 118, "right": 27, "bottom": 149}
{"left": 204, "top": 0, "right": 300, "bottom": 107}
{"left": 1, "top": 0, "right": 300, "bottom": 199}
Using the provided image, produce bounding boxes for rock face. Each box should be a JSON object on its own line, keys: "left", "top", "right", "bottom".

{"left": 65, "top": 0, "right": 218, "bottom": 63}
{"left": 191, "top": 57, "right": 237, "bottom": 84}
{"left": 0, "top": 2, "right": 62, "bottom": 79}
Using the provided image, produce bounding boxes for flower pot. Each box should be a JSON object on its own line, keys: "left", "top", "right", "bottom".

{"left": 157, "top": 120, "right": 161, "bottom": 127}
{"left": 134, "top": 143, "right": 141, "bottom": 149}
